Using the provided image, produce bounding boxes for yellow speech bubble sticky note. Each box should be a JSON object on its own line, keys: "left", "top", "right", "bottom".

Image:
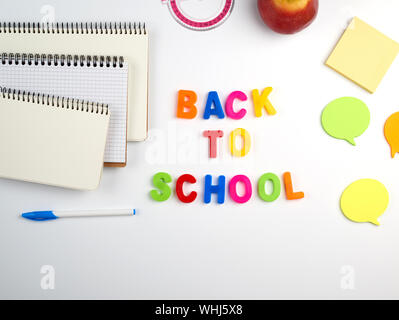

{"left": 340, "top": 179, "right": 389, "bottom": 226}
{"left": 384, "top": 112, "right": 399, "bottom": 158}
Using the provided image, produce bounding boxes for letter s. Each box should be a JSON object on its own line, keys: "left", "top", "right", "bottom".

{"left": 150, "top": 172, "right": 172, "bottom": 202}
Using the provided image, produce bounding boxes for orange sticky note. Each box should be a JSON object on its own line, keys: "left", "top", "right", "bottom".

{"left": 384, "top": 112, "right": 399, "bottom": 158}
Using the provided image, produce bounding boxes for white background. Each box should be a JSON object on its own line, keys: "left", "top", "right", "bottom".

{"left": 1, "top": 0, "right": 399, "bottom": 299}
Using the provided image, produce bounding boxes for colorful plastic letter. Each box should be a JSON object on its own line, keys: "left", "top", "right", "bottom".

{"left": 176, "top": 174, "right": 197, "bottom": 203}
{"left": 204, "top": 175, "right": 226, "bottom": 204}
{"left": 283, "top": 172, "right": 304, "bottom": 200}
{"left": 252, "top": 87, "right": 277, "bottom": 117}
{"left": 229, "top": 128, "right": 251, "bottom": 157}
{"left": 229, "top": 175, "right": 252, "bottom": 203}
{"left": 203, "top": 91, "right": 225, "bottom": 119}
{"left": 150, "top": 172, "right": 172, "bottom": 202}
{"left": 203, "top": 130, "right": 224, "bottom": 158}
{"left": 177, "top": 90, "right": 198, "bottom": 119}
{"left": 258, "top": 173, "right": 281, "bottom": 202}
{"left": 225, "top": 91, "right": 247, "bottom": 120}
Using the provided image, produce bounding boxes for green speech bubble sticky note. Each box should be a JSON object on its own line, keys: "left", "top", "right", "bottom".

{"left": 321, "top": 97, "right": 370, "bottom": 145}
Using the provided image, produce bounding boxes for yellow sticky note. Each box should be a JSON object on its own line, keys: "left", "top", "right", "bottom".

{"left": 340, "top": 179, "right": 389, "bottom": 226}
{"left": 326, "top": 17, "right": 399, "bottom": 93}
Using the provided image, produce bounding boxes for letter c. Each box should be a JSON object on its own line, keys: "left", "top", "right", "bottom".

{"left": 176, "top": 174, "right": 197, "bottom": 203}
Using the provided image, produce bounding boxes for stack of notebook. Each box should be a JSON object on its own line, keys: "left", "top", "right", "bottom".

{"left": 0, "top": 22, "right": 148, "bottom": 190}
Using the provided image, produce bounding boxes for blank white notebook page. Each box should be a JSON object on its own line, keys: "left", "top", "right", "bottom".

{"left": 0, "top": 57, "right": 128, "bottom": 165}
{"left": 0, "top": 92, "right": 110, "bottom": 190}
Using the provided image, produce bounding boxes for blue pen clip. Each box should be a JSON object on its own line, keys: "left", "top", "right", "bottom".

{"left": 21, "top": 211, "right": 58, "bottom": 221}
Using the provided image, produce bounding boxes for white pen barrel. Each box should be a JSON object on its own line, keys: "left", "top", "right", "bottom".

{"left": 55, "top": 209, "right": 134, "bottom": 218}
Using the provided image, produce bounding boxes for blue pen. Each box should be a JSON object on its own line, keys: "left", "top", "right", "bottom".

{"left": 22, "top": 209, "right": 136, "bottom": 221}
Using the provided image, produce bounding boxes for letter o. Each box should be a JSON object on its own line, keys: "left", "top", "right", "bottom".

{"left": 229, "top": 175, "right": 252, "bottom": 204}
{"left": 258, "top": 173, "right": 281, "bottom": 202}
{"left": 229, "top": 128, "right": 251, "bottom": 157}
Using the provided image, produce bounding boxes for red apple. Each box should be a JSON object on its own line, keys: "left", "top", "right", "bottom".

{"left": 257, "top": 0, "right": 319, "bottom": 34}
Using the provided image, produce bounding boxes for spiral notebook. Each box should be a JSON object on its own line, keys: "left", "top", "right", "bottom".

{"left": 0, "top": 53, "right": 129, "bottom": 167}
{"left": 0, "top": 22, "right": 148, "bottom": 142}
{"left": 0, "top": 88, "right": 110, "bottom": 190}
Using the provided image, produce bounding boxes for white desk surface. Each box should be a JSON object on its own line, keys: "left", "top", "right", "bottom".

{"left": 1, "top": 0, "right": 399, "bottom": 299}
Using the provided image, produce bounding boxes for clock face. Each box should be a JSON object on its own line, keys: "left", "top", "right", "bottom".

{"left": 162, "top": 0, "right": 234, "bottom": 31}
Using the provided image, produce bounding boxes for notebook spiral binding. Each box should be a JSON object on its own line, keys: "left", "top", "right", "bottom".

{"left": 0, "top": 87, "right": 109, "bottom": 115}
{"left": 1, "top": 53, "right": 124, "bottom": 68}
{"left": 0, "top": 22, "right": 146, "bottom": 35}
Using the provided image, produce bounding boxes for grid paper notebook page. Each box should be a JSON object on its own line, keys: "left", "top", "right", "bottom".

{"left": 0, "top": 22, "right": 148, "bottom": 142}
{"left": 0, "top": 55, "right": 128, "bottom": 165}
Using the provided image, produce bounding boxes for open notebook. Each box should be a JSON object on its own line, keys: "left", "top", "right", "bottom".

{"left": 0, "top": 53, "right": 128, "bottom": 166}
{"left": 0, "top": 88, "right": 110, "bottom": 190}
{"left": 0, "top": 22, "right": 148, "bottom": 142}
